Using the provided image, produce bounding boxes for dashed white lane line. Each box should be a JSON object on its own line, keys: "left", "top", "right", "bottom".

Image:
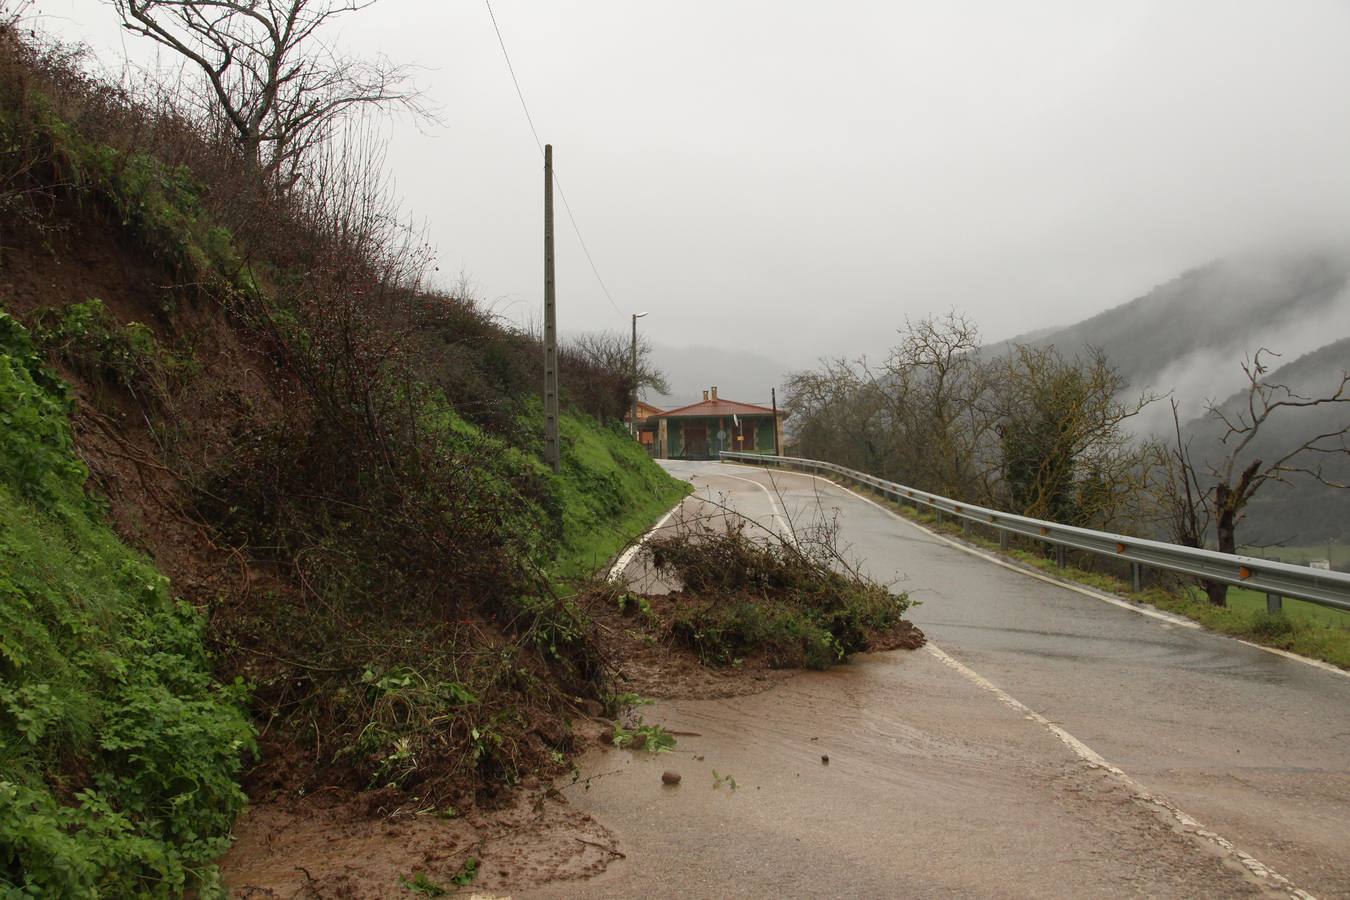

{"left": 926, "top": 642, "right": 1314, "bottom": 898}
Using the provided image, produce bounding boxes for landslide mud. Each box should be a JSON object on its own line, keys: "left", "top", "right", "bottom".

{"left": 526, "top": 648, "right": 1266, "bottom": 899}
{"left": 222, "top": 784, "right": 620, "bottom": 898}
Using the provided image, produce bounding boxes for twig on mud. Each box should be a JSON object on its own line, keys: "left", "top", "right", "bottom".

{"left": 557, "top": 767, "right": 625, "bottom": 795}
{"left": 576, "top": 837, "right": 624, "bottom": 858}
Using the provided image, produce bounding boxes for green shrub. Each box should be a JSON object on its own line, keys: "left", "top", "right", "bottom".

{"left": 32, "top": 298, "right": 195, "bottom": 403}
{"left": 0, "top": 312, "right": 254, "bottom": 896}
{"left": 649, "top": 516, "right": 916, "bottom": 669}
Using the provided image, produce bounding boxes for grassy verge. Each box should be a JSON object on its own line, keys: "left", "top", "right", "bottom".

{"left": 1, "top": 313, "right": 254, "bottom": 897}
{"left": 804, "top": 471, "right": 1350, "bottom": 671}
{"left": 551, "top": 414, "right": 690, "bottom": 580}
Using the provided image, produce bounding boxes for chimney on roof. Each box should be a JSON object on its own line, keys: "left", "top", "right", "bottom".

{"left": 711, "top": 386, "right": 718, "bottom": 401}
{"left": 702, "top": 389, "right": 709, "bottom": 402}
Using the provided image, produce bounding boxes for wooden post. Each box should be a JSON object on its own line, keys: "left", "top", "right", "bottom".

{"left": 543, "top": 145, "right": 560, "bottom": 473}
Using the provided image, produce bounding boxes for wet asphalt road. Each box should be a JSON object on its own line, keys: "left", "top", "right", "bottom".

{"left": 535, "top": 461, "right": 1350, "bottom": 899}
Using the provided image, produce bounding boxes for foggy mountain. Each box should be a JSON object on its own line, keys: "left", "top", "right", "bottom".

{"left": 646, "top": 343, "right": 793, "bottom": 410}
{"left": 981, "top": 249, "right": 1350, "bottom": 544}
{"left": 993, "top": 249, "right": 1350, "bottom": 433}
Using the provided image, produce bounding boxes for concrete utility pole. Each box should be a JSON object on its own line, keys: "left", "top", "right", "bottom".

{"left": 543, "top": 144, "right": 560, "bottom": 473}
{"left": 631, "top": 311, "right": 648, "bottom": 438}
{"left": 771, "top": 387, "right": 780, "bottom": 455}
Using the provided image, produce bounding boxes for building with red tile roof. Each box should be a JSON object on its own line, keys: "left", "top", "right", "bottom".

{"left": 649, "top": 387, "right": 784, "bottom": 459}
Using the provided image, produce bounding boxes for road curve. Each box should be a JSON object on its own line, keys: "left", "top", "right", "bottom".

{"left": 532, "top": 461, "right": 1350, "bottom": 899}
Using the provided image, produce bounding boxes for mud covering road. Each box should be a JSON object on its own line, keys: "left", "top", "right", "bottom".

{"left": 531, "top": 461, "right": 1350, "bottom": 899}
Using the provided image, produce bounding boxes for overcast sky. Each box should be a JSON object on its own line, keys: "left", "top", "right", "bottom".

{"left": 40, "top": 0, "right": 1350, "bottom": 371}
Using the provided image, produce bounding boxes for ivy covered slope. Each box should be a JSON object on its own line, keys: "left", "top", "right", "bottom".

{"left": 0, "top": 313, "right": 254, "bottom": 897}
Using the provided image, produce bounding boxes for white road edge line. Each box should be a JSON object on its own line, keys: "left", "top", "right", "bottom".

{"left": 751, "top": 464, "right": 1349, "bottom": 679}
{"left": 703, "top": 463, "right": 1321, "bottom": 895}
{"left": 925, "top": 642, "right": 1314, "bottom": 899}
{"left": 607, "top": 505, "right": 681, "bottom": 581}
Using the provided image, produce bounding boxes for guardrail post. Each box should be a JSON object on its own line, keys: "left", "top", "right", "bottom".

{"left": 1054, "top": 544, "right": 1066, "bottom": 568}
{"left": 962, "top": 517, "right": 970, "bottom": 536}
{"left": 1266, "top": 592, "right": 1283, "bottom": 614}
{"left": 1131, "top": 562, "right": 1141, "bottom": 593}
{"left": 999, "top": 530, "right": 1009, "bottom": 551}
{"left": 936, "top": 509, "right": 944, "bottom": 526}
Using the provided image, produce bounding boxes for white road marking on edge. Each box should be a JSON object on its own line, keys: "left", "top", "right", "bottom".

{"left": 607, "top": 505, "right": 680, "bottom": 581}
{"left": 709, "top": 463, "right": 1324, "bottom": 894}
{"left": 925, "top": 642, "right": 1315, "bottom": 898}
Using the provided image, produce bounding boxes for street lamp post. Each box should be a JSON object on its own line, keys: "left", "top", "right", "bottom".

{"left": 631, "top": 312, "right": 648, "bottom": 438}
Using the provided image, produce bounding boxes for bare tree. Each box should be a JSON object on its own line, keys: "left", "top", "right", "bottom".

{"left": 559, "top": 331, "right": 669, "bottom": 425}
{"left": 110, "top": 0, "right": 432, "bottom": 189}
{"left": 883, "top": 311, "right": 995, "bottom": 500}
{"left": 1152, "top": 399, "right": 1210, "bottom": 553}
{"left": 785, "top": 356, "right": 895, "bottom": 475}
{"left": 1155, "top": 349, "right": 1350, "bottom": 605}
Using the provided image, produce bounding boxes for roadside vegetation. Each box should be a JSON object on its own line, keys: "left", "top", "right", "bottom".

{"left": 0, "top": 13, "right": 686, "bottom": 893}
{"left": 786, "top": 311, "right": 1349, "bottom": 609}
{"left": 579, "top": 507, "right": 923, "bottom": 676}
{"left": 643, "top": 514, "right": 921, "bottom": 669}
{"left": 0, "top": 314, "right": 254, "bottom": 896}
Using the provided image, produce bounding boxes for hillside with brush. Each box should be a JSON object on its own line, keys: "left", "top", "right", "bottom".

{"left": 0, "top": 24, "right": 686, "bottom": 895}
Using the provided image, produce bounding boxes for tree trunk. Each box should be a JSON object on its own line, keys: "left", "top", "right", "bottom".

{"left": 1204, "top": 486, "right": 1237, "bottom": 606}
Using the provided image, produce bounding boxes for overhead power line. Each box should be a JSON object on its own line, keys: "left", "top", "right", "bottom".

{"left": 484, "top": 0, "right": 624, "bottom": 318}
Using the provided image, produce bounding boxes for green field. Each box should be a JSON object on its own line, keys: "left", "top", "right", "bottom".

{"left": 1239, "top": 543, "right": 1350, "bottom": 572}
{"left": 1215, "top": 586, "right": 1350, "bottom": 629}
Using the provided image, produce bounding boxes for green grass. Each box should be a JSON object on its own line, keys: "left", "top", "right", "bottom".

{"left": 821, "top": 475, "right": 1350, "bottom": 670}
{"left": 420, "top": 401, "right": 687, "bottom": 582}
{"left": 550, "top": 413, "right": 689, "bottom": 580}
{"left": 1217, "top": 586, "right": 1350, "bottom": 629}
{"left": 1239, "top": 543, "right": 1350, "bottom": 571}
{"left": 1, "top": 312, "right": 254, "bottom": 896}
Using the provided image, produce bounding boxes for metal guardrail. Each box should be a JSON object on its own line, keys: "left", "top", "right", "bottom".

{"left": 719, "top": 451, "right": 1350, "bottom": 614}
